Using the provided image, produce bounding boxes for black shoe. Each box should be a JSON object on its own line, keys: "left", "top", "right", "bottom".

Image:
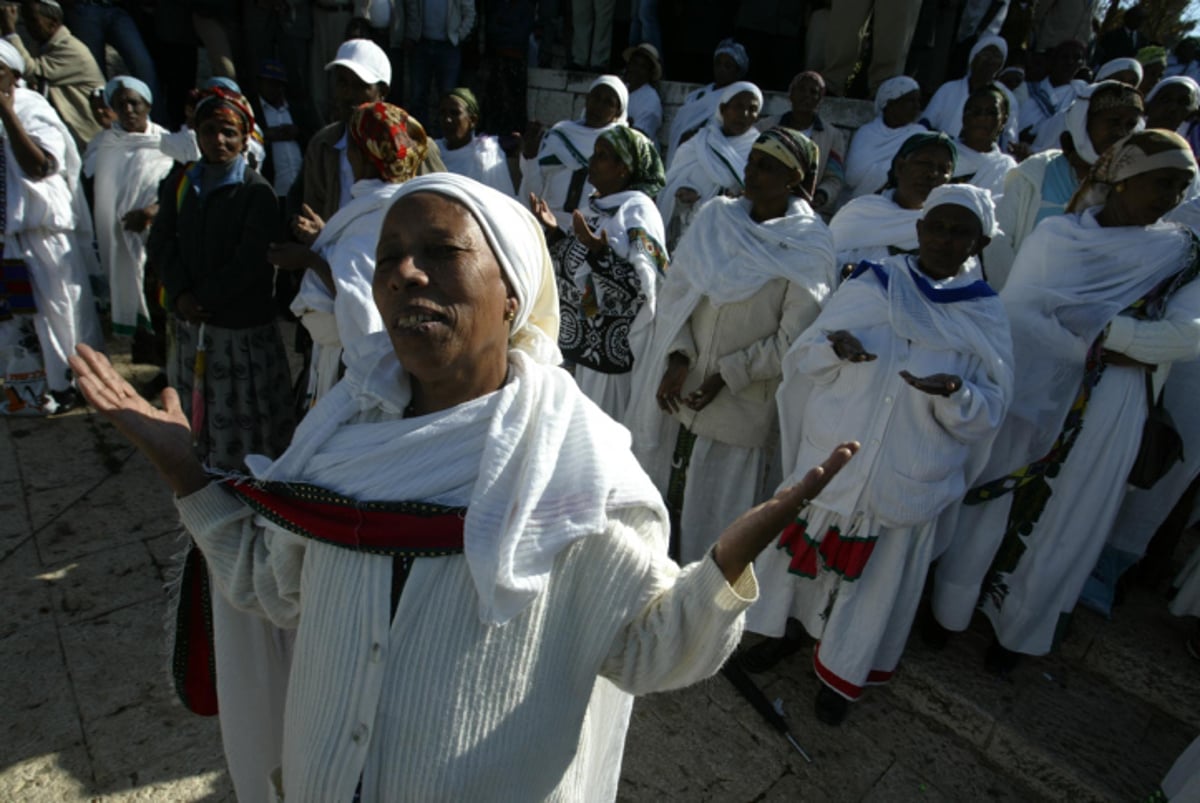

{"left": 739, "top": 635, "right": 807, "bottom": 673}
{"left": 918, "top": 609, "right": 953, "bottom": 650}
{"left": 814, "top": 685, "right": 850, "bottom": 726}
{"left": 43, "top": 387, "right": 78, "bottom": 414}
{"left": 984, "top": 638, "right": 1021, "bottom": 675}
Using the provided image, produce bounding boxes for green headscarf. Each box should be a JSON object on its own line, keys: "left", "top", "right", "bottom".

{"left": 446, "top": 87, "right": 481, "bottom": 121}
{"left": 886, "top": 131, "right": 957, "bottom": 188}
{"left": 599, "top": 125, "right": 665, "bottom": 197}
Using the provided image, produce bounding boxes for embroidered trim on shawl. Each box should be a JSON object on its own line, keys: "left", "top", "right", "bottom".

{"left": 778, "top": 516, "right": 877, "bottom": 581}
{"left": 222, "top": 477, "right": 467, "bottom": 557}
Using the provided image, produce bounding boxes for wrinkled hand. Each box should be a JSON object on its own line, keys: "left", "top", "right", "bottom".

{"left": 900, "top": 370, "right": 962, "bottom": 397}
{"left": 685, "top": 372, "right": 725, "bottom": 411}
{"left": 712, "top": 442, "right": 859, "bottom": 583}
{"left": 827, "top": 330, "right": 876, "bottom": 362}
{"left": 529, "top": 193, "right": 558, "bottom": 231}
{"left": 522, "top": 120, "right": 546, "bottom": 159}
{"left": 121, "top": 204, "right": 158, "bottom": 233}
{"left": 656, "top": 353, "right": 689, "bottom": 413}
{"left": 175, "top": 291, "right": 211, "bottom": 324}
{"left": 69, "top": 344, "right": 209, "bottom": 497}
{"left": 290, "top": 204, "right": 324, "bottom": 246}
{"left": 268, "top": 241, "right": 318, "bottom": 271}
{"left": 572, "top": 209, "right": 608, "bottom": 253}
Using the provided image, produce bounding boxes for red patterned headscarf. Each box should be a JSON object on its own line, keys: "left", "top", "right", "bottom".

{"left": 348, "top": 102, "right": 428, "bottom": 183}
{"left": 193, "top": 85, "right": 255, "bottom": 134}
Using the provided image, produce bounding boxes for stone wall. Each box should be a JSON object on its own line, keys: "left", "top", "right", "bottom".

{"left": 525, "top": 68, "right": 877, "bottom": 139}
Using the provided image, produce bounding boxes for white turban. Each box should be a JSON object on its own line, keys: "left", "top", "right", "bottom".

{"left": 874, "top": 76, "right": 920, "bottom": 114}
{"left": 385, "top": 173, "right": 561, "bottom": 365}
{"left": 921, "top": 183, "right": 1001, "bottom": 238}
{"left": 969, "top": 34, "right": 1008, "bottom": 68}
{"left": 0, "top": 39, "right": 25, "bottom": 75}
{"left": 588, "top": 74, "right": 628, "bottom": 124}
{"left": 104, "top": 75, "right": 152, "bottom": 106}
{"left": 1064, "top": 80, "right": 1145, "bottom": 164}
{"left": 1096, "top": 57, "right": 1144, "bottom": 85}
{"left": 1146, "top": 75, "right": 1200, "bottom": 107}
{"left": 716, "top": 80, "right": 763, "bottom": 117}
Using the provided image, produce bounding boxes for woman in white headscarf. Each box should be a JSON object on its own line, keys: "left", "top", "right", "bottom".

{"left": 843, "top": 76, "right": 929, "bottom": 200}
{"left": 931, "top": 130, "right": 1200, "bottom": 671}
{"left": 82, "top": 76, "right": 176, "bottom": 346}
{"left": 748, "top": 183, "right": 1012, "bottom": 725}
{"left": 657, "top": 80, "right": 762, "bottom": 250}
{"left": 952, "top": 84, "right": 1017, "bottom": 197}
{"left": 985, "top": 80, "right": 1144, "bottom": 289}
{"left": 628, "top": 127, "right": 836, "bottom": 564}
{"left": 922, "top": 35, "right": 1020, "bottom": 146}
{"left": 665, "top": 38, "right": 749, "bottom": 163}
{"left": 519, "top": 74, "right": 627, "bottom": 230}
{"left": 70, "top": 171, "right": 856, "bottom": 802}
{"left": 0, "top": 39, "right": 103, "bottom": 413}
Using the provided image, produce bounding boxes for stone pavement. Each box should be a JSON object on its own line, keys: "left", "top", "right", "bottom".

{"left": 2, "top": 341, "right": 1198, "bottom": 802}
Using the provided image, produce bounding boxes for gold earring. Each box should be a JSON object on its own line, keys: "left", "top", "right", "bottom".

{"left": 1116, "top": 182, "right": 1126, "bottom": 193}
{"left": 504, "top": 307, "right": 516, "bottom": 322}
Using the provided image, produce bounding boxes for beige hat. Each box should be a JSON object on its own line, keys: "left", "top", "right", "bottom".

{"left": 622, "top": 43, "right": 663, "bottom": 82}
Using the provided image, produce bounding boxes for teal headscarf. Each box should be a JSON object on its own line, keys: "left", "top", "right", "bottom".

{"left": 885, "top": 131, "right": 957, "bottom": 188}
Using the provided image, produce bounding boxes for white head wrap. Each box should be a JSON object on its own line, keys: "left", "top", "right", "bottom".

{"left": 385, "top": 173, "right": 561, "bottom": 365}
{"left": 716, "top": 80, "right": 763, "bottom": 117}
{"left": 1064, "top": 80, "right": 1145, "bottom": 164}
{"left": 874, "top": 76, "right": 920, "bottom": 114}
{"left": 1146, "top": 75, "right": 1200, "bottom": 106}
{"left": 103, "top": 75, "right": 152, "bottom": 106}
{"left": 969, "top": 35, "right": 1008, "bottom": 69}
{"left": 1096, "top": 57, "right": 1144, "bottom": 85}
{"left": 0, "top": 39, "right": 25, "bottom": 75}
{"left": 714, "top": 38, "right": 750, "bottom": 77}
{"left": 921, "top": 183, "right": 1001, "bottom": 238}
{"left": 588, "top": 74, "right": 629, "bottom": 124}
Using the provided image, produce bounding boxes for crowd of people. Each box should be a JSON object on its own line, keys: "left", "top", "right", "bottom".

{"left": 2, "top": 0, "right": 1200, "bottom": 800}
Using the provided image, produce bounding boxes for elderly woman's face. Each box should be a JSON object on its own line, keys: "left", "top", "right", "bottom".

{"left": 588, "top": 137, "right": 629, "bottom": 196}
{"left": 916, "top": 203, "right": 985, "bottom": 280}
{"left": 893, "top": 143, "right": 954, "bottom": 208}
{"left": 111, "top": 87, "right": 150, "bottom": 133}
{"left": 584, "top": 85, "right": 622, "bottom": 128}
{"left": 719, "top": 91, "right": 760, "bottom": 137}
{"left": 439, "top": 95, "right": 475, "bottom": 148}
{"left": 196, "top": 116, "right": 247, "bottom": 165}
{"left": 1110, "top": 166, "right": 1194, "bottom": 226}
{"left": 743, "top": 148, "right": 800, "bottom": 206}
{"left": 1147, "top": 84, "right": 1198, "bottom": 131}
{"left": 373, "top": 193, "right": 514, "bottom": 386}
{"left": 790, "top": 76, "right": 823, "bottom": 113}
{"left": 883, "top": 90, "right": 922, "bottom": 128}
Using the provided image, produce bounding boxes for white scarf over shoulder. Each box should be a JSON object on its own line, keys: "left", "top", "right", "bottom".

{"left": 290, "top": 178, "right": 400, "bottom": 403}
{"left": 3, "top": 87, "right": 88, "bottom": 237}
{"left": 844, "top": 118, "right": 929, "bottom": 198}
{"left": 626, "top": 195, "right": 835, "bottom": 463}
{"left": 436, "top": 134, "right": 514, "bottom": 196}
{"left": 254, "top": 336, "right": 667, "bottom": 625}
{"left": 982, "top": 210, "right": 1196, "bottom": 480}
{"left": 828, "top": 191, "right": 921, "bottom": 260}
{"left": 657, "top": 121, "right": 758, "bottom": 228}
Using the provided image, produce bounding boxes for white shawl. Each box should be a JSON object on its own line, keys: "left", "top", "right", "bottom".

{"left": 666, "top": 83, "right": 722, "bottom": 165}
{"left": 981, "top": 209, "right": 1197, "bottom": 480}
{"left": 657, "top": 121, "right": 758, "bottom": 234}
{"left": 436, "top": 134, "right": 515, "bottom": 196}
{"left": 290, "top": 178, "right": 399, "bottom": 406}
{"left": 843, "top": 117, "right": 930, "bottom": 199}
{"left": 249, "top": 335, "right": 668, "bottom": 625}
{"left": 626, "top": 195, "right": 835, "bottom": 469}
{"left": 828, "top": 191, "right": 921, "bottom": 265}
{"left": 953, "top": 140, "right": 1016, "bottom": 197}
{"left": 3, "top": 87, "right": 87, "bottom": 237}
{"left": 82, "top": 122, "right": 175, "bottom": 333}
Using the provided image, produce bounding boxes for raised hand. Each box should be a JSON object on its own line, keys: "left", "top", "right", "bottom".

{"left": 899, "top": 370, "right": 962, "bottom": 397}
{"left": 827, "top": 330, "right": 876, "bottom": 362}
{"left": 571, "top": 209, "right": 608, "bottom": 253}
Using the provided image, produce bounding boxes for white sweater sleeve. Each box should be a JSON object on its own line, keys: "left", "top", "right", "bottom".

{"left": 1105, "top": 278, "right": 1200, "bottom": 365}
{"left": 599, "top": 508, "right": 756, "bottom": 695}
{"left": 928, "top": 354, "right": 1010, "bottom": 443}
{"left": 176, "top": 483, "right": 307, "bottom": 629}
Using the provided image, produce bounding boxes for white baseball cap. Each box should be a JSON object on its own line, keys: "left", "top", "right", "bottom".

{"left": 325, "top": 38, "right": 392, "bottom": 87}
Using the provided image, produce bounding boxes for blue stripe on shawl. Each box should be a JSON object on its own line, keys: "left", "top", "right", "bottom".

{"left": 847, "top": 259, "right": 997, "bottom": 302}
